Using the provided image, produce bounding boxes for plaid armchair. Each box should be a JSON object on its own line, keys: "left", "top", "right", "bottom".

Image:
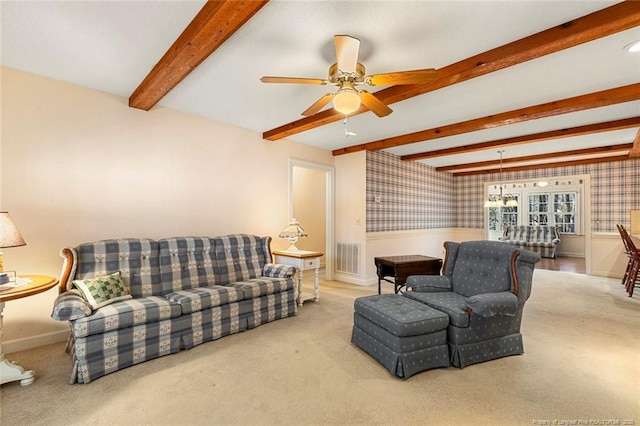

{"left": 404, "top": 240, "right": 540, "bottom": 368}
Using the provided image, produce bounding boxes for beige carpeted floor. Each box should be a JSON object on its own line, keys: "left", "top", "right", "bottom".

{"left": 1, "top": 269, "right": 639, "bottom": 426}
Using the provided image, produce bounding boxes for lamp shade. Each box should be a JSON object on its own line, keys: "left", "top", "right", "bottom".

{"left": 0, "top": 212, "right": 26, "bottom": 248}
{"left": 333, "top": 87, "right": 361, "bottom": 115}
{"left": 278, "top": 218, "right": 307, "bottom": 251}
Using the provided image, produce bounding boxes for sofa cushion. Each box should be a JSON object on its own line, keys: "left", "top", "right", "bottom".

{"left": 74, "top": 239, "right": 162, "bottom": 297}
{"left": 72, "top": 271, "right": 132, "bottom": 309}
{"left": 450, "top": 240, "right": 515, "bottom": 297}
{"left": 71, "top": 296, "right": 181, "bottom": 338}
{"left": 226, "top": 277, "right": 295, "bottom": 299}
{"left": 214, "top": 235, "right": 268, "bottom": 284}
{"left": 403, "top": 291, "right": 470, "bottom": 328}
{"left": 158, "top": 237, "right": 219, "bottom": 293}
{"left": 354, "top": 294, "right": 449, "bottom": 337}
{"left": 165, "top": 286, "right": 244, "bottom": 314}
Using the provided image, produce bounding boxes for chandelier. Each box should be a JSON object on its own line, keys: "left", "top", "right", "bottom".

{"left": 484, "top": 150, "right": 518, "bottom": 208}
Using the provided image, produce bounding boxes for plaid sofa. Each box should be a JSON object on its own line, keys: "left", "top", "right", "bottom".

{"left": 52, "top": 235, "right": 297, "bottom": 384}
{"left": 500, "top": 225, "right": 561, "bottom": 258}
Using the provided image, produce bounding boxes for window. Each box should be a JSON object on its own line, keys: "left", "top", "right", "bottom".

{"left": 527, "top": 192, "right": 578, "bottom": 234}
{"left": 553, "top": 193, "right": 577, "bottom": 233}
{"left": 488, "top": 194, "right": 519, "bottom": 240}
{"left": 528, "top": 194, "right": 549, "bottom": 226}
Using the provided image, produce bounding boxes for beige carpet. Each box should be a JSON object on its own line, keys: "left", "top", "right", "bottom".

{"left": 1, "top": 270, "right": 639, "bottom": 426}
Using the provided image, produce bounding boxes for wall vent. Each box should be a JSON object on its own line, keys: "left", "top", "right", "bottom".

{"left": 336, "top": 242, "right": 360, "bottom": 275}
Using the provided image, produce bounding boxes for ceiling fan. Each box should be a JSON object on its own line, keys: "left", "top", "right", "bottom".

{"left": 261, "top": 35, "right": 438, "bottom": 118}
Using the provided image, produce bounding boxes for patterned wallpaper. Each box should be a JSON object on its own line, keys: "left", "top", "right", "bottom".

{"left": 366, "top": 151, "right": 454, "bottom": 232}
{"left": 366, "top": 151, "right": 640, "bottom": 233}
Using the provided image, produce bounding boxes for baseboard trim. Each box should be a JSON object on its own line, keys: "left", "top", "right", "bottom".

{"left": 4, "top": 329, "right": 69, "bottom": 354}
{"left": 334, "top": 273, "right": 373, "bottom": 286}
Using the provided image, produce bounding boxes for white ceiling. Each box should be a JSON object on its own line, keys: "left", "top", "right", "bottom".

{"left": 2, "top": 1, "right": 639, "bottom": 170}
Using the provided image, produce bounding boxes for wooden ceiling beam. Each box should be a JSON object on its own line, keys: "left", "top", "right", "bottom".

{"left": 264, "top": 1, "right": 640, "bottom": 141}
{"left": 401, "top": 116, "right": 640, "bottom": 162}
{"left": 630, "top": 129, "right": 640, "bottom": 158}
{"left": 337, "top": 84, "right": 640, "bottom": 156}
{"left": 453, "top": 155, "right": 630, "bottom": 176}
{"left": 436, "top": 143, "right": 634, "bottom": 172}
{"left": 129, "top": 0, "right": 269, "bottom": 111}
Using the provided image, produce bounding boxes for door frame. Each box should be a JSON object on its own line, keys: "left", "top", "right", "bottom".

{"left": 288, "top": 159, "right": 335, "bottom": 280}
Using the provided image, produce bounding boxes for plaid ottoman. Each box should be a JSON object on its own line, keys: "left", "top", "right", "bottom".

{"left": 351, "top": 294, "right": 450, "bottom": 378}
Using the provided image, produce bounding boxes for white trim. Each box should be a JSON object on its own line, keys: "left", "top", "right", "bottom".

{"left": 289, "top": 159, "right": 335, "bottom": 281}
{"left": 366, "top": 228, "right": 450, "bottom": 240}
{"left": 4, "top": 329, "right": 68, "bottom": 354}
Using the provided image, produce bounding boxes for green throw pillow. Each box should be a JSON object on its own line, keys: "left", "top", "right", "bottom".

{"left": 72, "top": 271, "right": 132, "bottom": 309}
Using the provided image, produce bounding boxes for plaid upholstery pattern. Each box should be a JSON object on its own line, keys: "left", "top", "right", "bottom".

{"left": 69, "top": 319, "right": 181, "bottom": 384}
{"left": 214, "top": 234, "right": 268, "bottom": 284}
{"left": 502, "top": 225, "right": 560, "bottom": 258}
{"left": 75, "top": 239, "right": 162, "bottom": 297}
{"left": 71, "top": 296, "right": 181, "bottom": 338}
{"left": 51, "top": 290, "right": 93, "bottom": 321}
{"left": 226, "top": 277, "right": 295, "bottom": 299}
{"left": 158, "top": 237, "right": 219, "bottom": 293}
{"left": 263, "top": 263, "right": 295, "bottom": 278}
{"left": 246, "top": 289, "right": 297, "bottom": 328}
{"left": 179, "top": 302, "right": 244, "bottom": 349}
{"left": 57, "top": 234, "right": 297, "bottom": 383}
{"left": 165, "top": 286, "right": 244, "bottom": 314}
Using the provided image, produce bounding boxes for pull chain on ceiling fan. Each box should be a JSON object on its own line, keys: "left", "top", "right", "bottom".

{"left": 261, "top": 35, "right": 438, "bottom": 117}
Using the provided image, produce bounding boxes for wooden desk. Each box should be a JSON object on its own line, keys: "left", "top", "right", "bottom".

{"left": 0, "top": 274, "right": 59, "bottom": 386}
{"left": 273, "top": 250, "right": 323, "bottom": 307}
{"left": 375, "top": 255, "right": 442, "bottom": 294}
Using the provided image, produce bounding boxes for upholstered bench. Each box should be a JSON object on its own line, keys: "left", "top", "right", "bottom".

{"left": 351, "top": 294, "right": 450, "bottom": 378}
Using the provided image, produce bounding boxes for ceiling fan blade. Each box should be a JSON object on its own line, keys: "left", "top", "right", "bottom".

{"left": 334, "top": 35, "right": 360, "bottom": 73}
{"left": 366, "top": 68, "right": 438, "bottom": 86}
{"left": 302, "top": 93, "right": 335, "bottom": 116}
{"left": 360, "top": 91, "right": 393, "bottom": 117}
{"left": 261, "top": 76, "right": 327, "bottom": 85}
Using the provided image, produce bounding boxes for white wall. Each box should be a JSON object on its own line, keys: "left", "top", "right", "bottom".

{"left": 365, "top": 229, "right": 454, "bottom": 286}
{"left": 334, "top": 152, "right": 367, "bottom": 285}
{"left": 292, "top": 167, "right": 326, "bottom": 256}
{"left": 591, "top": 233, "right": 628, "bottom": 279}
{"left": 0, "top": 67, "right": 334, "bottom": 352}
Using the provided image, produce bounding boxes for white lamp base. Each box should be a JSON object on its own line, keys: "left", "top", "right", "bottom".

{"left": 286, "top": 243, "right": 300, "bottom": 251}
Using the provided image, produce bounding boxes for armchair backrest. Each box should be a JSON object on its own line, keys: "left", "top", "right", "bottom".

{"left": 443, "top": 240, "right": 540, "bottom": 301}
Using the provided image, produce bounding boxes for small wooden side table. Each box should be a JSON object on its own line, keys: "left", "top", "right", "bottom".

{"left": 375, "top": 255, "right": 442, "bottom": 294}
{"left": 273, "top": 250, "right": 323, "bottom": 307}
{"left": 0, "top": 274, "right": 59, "bottom": 386}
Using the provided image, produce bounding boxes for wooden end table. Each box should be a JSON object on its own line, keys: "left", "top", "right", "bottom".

{"left": 0, "top": 274, "right": 59, "bottom": 386}
{"left": 273, "top": 250, "right": 323, "bottom": 307}
{"left": 375, "top": 255, "right": 442, "bottom": 294}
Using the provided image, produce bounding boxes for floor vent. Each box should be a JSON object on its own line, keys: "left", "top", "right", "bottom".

{"left": 336, "top": 242, "right": 360, "bottom": 275}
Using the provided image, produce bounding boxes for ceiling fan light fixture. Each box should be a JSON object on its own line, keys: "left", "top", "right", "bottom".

{"left": 623, "top": 40, "right": 640, "bottom": 53}
{"left": 333, "top": 86, "right": 361, "bottom": 115}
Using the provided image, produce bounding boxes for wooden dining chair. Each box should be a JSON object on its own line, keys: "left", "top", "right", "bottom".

{"left": 617, "top": 224, "right": 639, "bottom": 297}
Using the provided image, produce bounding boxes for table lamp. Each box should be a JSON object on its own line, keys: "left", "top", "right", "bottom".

{"left": 0, "top": 212, "right": 26, "bottom": 273}
{"left": 278, "top": 218, "right": 307, "bottom": 251}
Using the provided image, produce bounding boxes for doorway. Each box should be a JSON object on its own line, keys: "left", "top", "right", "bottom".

{"left": 289, "top": 159, "right": 335, "bottom": 280}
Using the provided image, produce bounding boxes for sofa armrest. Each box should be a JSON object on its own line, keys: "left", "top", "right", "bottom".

{"left": 263, "top": 263, "right": 295, "bottom": 278}
{"left": 465, "top": 292, "right": 518, "bottom": 317}
{"left": 406, "top": 275, "right": 451, "bottom": 292}
{"left": 51, "top": 289, "right": 93, "bottom": 321}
